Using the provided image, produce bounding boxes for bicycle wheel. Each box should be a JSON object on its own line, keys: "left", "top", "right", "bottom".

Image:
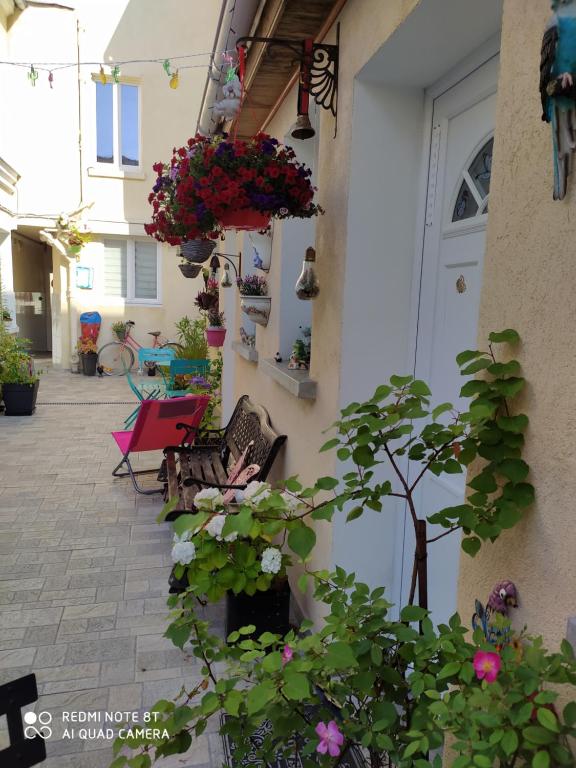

{"left": 97, "top": 342, "right": 135, "bottom": 376}
{"left": 160, "top": 341, "right": 184, "bottom": 356}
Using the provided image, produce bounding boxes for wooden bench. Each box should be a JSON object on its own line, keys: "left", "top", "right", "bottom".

{"left": 163, "top": 395, "right": 286, "bottom": 519}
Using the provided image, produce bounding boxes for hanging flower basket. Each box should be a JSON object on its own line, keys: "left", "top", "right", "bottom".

{"left": 179, "top": 262, "right": 203, "bottom": 279}
{"left": 180, "top": 239, "right": 216, "bottom": 263}
{"left": 240, "top": 296, "right": 271, "bottom": 327}
{"left": 206, "top": 327, "right": 227, "bottom": 347}
{"left": 220, "top": 210, "right": 271, "bottom": 232}
{"left": 145, "top": 133, "right": 323, "bottom": 246}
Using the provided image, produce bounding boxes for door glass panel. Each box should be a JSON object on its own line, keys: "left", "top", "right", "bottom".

{"left": 96, "top": 82, "right": 114, "bottom": 164}
{"left": 469, "top": 137, "right": 493, "bottom": 197}
{"left": 452, "top": 180, "right": 478, "bottom": 221}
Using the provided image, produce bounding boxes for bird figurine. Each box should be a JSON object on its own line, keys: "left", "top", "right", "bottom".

{"left": 472, "top": 580, "right": 518, "bottom": 647}
{"left": 540, "top": 0, "right": 576, "bottom": 199}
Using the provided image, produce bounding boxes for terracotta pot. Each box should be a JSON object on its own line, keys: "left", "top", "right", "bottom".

{"left": 206, "top": 327, "right": 226, "bottom": 347}
{"left": 180, "top": 239, "right": 216, "bottom": 263}
{"left": 220, "top": 210, "right": 271, "bottom": 232}
{"left": 240, "top": 295, "right": 271, "bottom": 327}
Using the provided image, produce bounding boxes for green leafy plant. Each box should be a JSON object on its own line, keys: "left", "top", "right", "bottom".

{"left": 174, "top": 316, "right": 209, "bottom": 360}
{"left": 2, "top": 308, "right": 11, "bottom": 322}
{"left": 206, "top": 308, "right": 225, "bottom": 328}
{"left": 110, "top": 331, "right": 574, "bottom": 768}
{"left": 0, "top": 327, "right": 39, "bottom": 385}
{"left": 111, "top": 321, "right": 127, "bottom": 341}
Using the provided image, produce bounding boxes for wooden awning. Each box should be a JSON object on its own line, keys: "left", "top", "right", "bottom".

{"left": 232, "top": 0, "right": 342, "bottom": 139}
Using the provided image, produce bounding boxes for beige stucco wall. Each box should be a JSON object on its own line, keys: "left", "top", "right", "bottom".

{"left": 457, "top": 0, "right": 576, "bottom": 650}
{"left": 232, "top": 0, "right": 420, "bottom": 618}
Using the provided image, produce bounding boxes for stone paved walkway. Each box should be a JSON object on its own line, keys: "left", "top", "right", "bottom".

{"left": 0, "top": 363, "right": 224, "bottom": 768}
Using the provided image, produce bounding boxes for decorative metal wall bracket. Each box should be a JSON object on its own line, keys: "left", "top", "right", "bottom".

{"left": 236, "top": 26, "right": 339, "bottom": 119}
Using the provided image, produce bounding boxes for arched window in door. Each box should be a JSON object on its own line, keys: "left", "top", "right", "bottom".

{"left": 451, "top": 136, "right": 493, "bottom": 221}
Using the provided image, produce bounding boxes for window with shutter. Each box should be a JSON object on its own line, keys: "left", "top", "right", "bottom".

{"left": 103, "top": 240, "right": 127, "bottom": 298}
{"left": 134, "top": 241, "right": 158, "bottom": 300}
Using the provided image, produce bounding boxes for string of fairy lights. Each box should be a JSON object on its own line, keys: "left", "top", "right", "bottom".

{"left": 0, "top": 49, "right": 240, "bottom": 89}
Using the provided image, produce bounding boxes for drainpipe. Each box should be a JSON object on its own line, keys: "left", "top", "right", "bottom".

{"left": 196, "top": 0, "right": 261, "bottom": 136}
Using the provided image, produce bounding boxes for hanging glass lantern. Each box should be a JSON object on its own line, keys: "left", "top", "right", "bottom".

{"left": 295, "top": 247, "right": 320, "bottom": 299}
{"left": 220, "top": 263, "right": 233, "bottom": 287}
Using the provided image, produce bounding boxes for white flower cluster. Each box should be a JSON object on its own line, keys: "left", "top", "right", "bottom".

{"left": 261, "top": 546, "right": 282, "bottom": 575}
{"left": 194, "top": 488, "right": 224, "bottom": 511}
{"left": 171, "top": 537, "right": 196, "bottom": 565}
{"left": 237, "top": 481, "right": 271, "bottom": 505}
{"left": 205, "top": 514, "right": 238, "bottom": 543}
{"left": 281, "top": 491, "right": 303, "bottom": 512}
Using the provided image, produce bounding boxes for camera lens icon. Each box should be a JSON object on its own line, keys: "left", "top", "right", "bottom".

{"left": 24, "top": 711, "right": 52, "bottom": 739}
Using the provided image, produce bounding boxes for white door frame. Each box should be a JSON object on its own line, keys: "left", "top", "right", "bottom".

{"left": 392, "top": 34, "right": 501, "bottom": 610}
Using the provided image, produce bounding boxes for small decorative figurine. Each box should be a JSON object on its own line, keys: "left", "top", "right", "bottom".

{"left": 472, "top": 580, "right": 518, "bottom": 646}
{"left": 274, "top": 352, "right": 283, "bottom": 363}
{"left": 213, "top": 74, "right": 242, "bottom": 121}
{"left": 287, "top": 327, "right": 311, "bottom": 369}
{"left": 540, "top": 0, "right": 576, "bottom": 199}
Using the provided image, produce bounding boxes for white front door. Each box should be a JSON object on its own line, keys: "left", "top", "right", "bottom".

{"left": 408, "top": 55, "right": 499, "bottom": 622}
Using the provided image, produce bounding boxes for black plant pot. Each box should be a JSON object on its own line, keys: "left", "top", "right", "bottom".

{"left": 81, "top": 352, "right": 98, "bottom": 376}
{"left": 180, "top": 239, "right": 216, "bottom": 264}
{"left": 179, "top": 262, "right": 203, "bottom": 278}
{"left": 2, "top": 380, "right": 39, "bottom": 416}
{"left": 226, "top": 580, "right": 291, "bottom": 637}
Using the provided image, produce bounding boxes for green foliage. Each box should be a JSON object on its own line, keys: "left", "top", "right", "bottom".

{"left": 0, "top": 326, "right": 39, "bottom": 384}
{"left": 174, "top": 315, "right": 208, "bottom": 360}
{"left": 111, "top": 321, "right": 127, "bottom": 340}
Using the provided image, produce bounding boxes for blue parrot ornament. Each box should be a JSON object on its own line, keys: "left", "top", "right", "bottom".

{"left": 541, "top": 0, "right": 576, "bottom": 199}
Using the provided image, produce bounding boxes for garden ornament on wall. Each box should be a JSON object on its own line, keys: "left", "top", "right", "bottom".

{"left": 540, "top": 0, "right": 576, "bottom": 199}
{"left": 472, "top": 580, "right": 519, "bottom": 646}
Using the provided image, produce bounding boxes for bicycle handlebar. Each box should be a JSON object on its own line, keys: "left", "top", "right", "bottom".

{"left": 125, "top": 321, "right": 135, "bottom": 326}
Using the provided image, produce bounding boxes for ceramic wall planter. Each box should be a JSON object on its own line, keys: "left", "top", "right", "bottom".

{"left": 180, "top": 239, "right": 216, "bottom": 263}
{"left": 80, "top": 352, "right": 98, "bottom": 376}
{"left": 240, "top": 296, "right": 271, "bottom": 327}
{"left": 206, "top": 327, "right": 227, "bottom": 347}
{"left": 1, "top": 380, "right": 39, "bottom": 415}
{"left": 220, "top": 210, "right": 271, "bottom": 232}
{"left": 226, "top": 579, "right": 291, "bottom": 636}
{"left": 248, "top": 227, "right": 273, "bottom": 271}
{"left": 179, "top": 262, "right": 203, "bottom": 279}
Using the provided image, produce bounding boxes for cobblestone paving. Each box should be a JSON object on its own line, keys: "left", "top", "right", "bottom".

{"left": 0, "top": 363, "right": 225, "bottom": 768}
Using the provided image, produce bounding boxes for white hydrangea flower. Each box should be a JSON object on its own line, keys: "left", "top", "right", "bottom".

{"left": 171, "top": 540, "right": 196, "bottom": 565}
{"left": 261, "top": 547, "right": 282, "bottom": 575}
{"left": 243, "top": 481, "right": 271, "bottom": 505}
{"left": 205, "top": 514, "right": 238, "bottom": 543}
{"left": 194, "top": 488, "right": 224, "bottom": 511}
{"left": 173, "top": 530, "right": 192, "bottom": 544}
{"left": 281, "top": 491, "right": 303, "bottom": 512}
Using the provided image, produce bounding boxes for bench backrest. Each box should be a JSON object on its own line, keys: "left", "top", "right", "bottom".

{"left": 138, "top": 347, "right": 176, "bottom": 367}
{"left": 129, "top": 394, "right": 210, "bottom": 452}
{"left": 223, "top": 395, "right": 286, "bottom": 481}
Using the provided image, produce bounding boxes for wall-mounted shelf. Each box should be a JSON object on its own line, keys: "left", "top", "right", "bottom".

{"left": 232, "top": 340, "right": 258, "bottom": 363}
{"left": 260, "top": 358, "right": 316, "bottom": 400}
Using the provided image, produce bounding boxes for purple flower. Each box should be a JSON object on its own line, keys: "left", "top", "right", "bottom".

{"left": 315, "top": 721, "right": 344, "bottom": 757}
{"left": 281, "top": 645, "right": 293, "bottom": 665}
{"left": 169, "top": 166, "right": 178, "bottom": 181}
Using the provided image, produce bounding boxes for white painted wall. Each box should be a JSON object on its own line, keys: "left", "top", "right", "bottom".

{"left": 333, "top": 80, "right": 425, "bottom": 606}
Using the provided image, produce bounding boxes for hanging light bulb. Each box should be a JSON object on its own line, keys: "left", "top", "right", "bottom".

{"left": 28, "top": 65, "right": 38, "bottom": 87}
{"left": 169, "top": 70, "right": 179, "bottom": 90}
{"left": 295, "top": 246, "right": 320, "bottom": 300}
{"left": 99, "top": 65, "right": 107, "bottom": 85}
{"left": 111, "top": 64, "right": 120, "bottom": 84}
{"left": 220, "top": 263, "right": 233, "bottom": 287}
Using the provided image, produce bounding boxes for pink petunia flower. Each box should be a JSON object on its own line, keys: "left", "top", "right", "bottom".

{"left": 281, "top": 645, "right": 293, "bottom": 665}
{"left": 315, "top": 720, "right": 344, "bottom": 757}
{"left": 473, "top": 650, "right": 501, "bottom": 683}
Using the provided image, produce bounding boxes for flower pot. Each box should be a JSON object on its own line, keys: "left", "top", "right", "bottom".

{"left": 179, "top": 262, "right": 203, "bottom": 278}
{"left": 180, "top": 239, "right": 216, "bottom": 263}
{"left": 206, "top": 327, "right": 226, "bottom": 348}
{"left": 226, "top": 579, "right": 291, "bottom": 637}
{"left": 81, "top": 352, "right": 98, "bottom": 376}
{"left": 220, "top": 209, "right": 271, "bottom": 232}
{"left": 1, "top": 380, "right": 39, "bottom": 416}
{"left": 240, "top": 295, "right": 271, "bottom": 327}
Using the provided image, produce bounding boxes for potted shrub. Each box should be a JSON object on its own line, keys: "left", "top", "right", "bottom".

{"left": 77, "top": 337, "right": 98, "bottom": 376}
{"left": 174, "top": 315, "right": 209, "bottom": 362}
{"left": 111, "top": 321, "right": 127, "bottom": 341}
{"left": 205, "top": 309, "right": 226, "bottom": 348}
{"left": 237, "top": 274, "right": 270, "bottom": 327}
{"left": 0, "top": 329, "right": 40, "bottom": 415}
{"left": 144, "top": 132, "right": 323, "bottom": 246}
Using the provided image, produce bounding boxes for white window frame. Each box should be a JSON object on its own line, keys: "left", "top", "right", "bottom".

{"left": 103, "top": 238, "right": 162, "bottom": 306}
{"left": 92, "top": 75, "right": 142, "bottom": 174}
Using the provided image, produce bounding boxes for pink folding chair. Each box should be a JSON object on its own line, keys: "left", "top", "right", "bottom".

{"left": 112, "top": 394, "right": 210, "bottom": 495}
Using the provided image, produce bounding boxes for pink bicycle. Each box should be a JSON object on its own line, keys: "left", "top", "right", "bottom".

{"left": 96, "top": 321, "right": 182, "bottom": 376}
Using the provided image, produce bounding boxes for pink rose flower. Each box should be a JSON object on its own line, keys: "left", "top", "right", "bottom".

{"left": 473, "top": 650, "right": 501, "bottom": 683}
{"left": 281, "top": 644, "right": 293, "bottom": 665}
{"left": 315, "top": 720, "right": 344, "bottom": 757}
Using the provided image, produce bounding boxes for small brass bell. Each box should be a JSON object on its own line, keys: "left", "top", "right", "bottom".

{"left": 290, "top": 114, "right": 315, "bottom": 141}
{"left": 295, "top": 247, "right": 320, "bottom": 300}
